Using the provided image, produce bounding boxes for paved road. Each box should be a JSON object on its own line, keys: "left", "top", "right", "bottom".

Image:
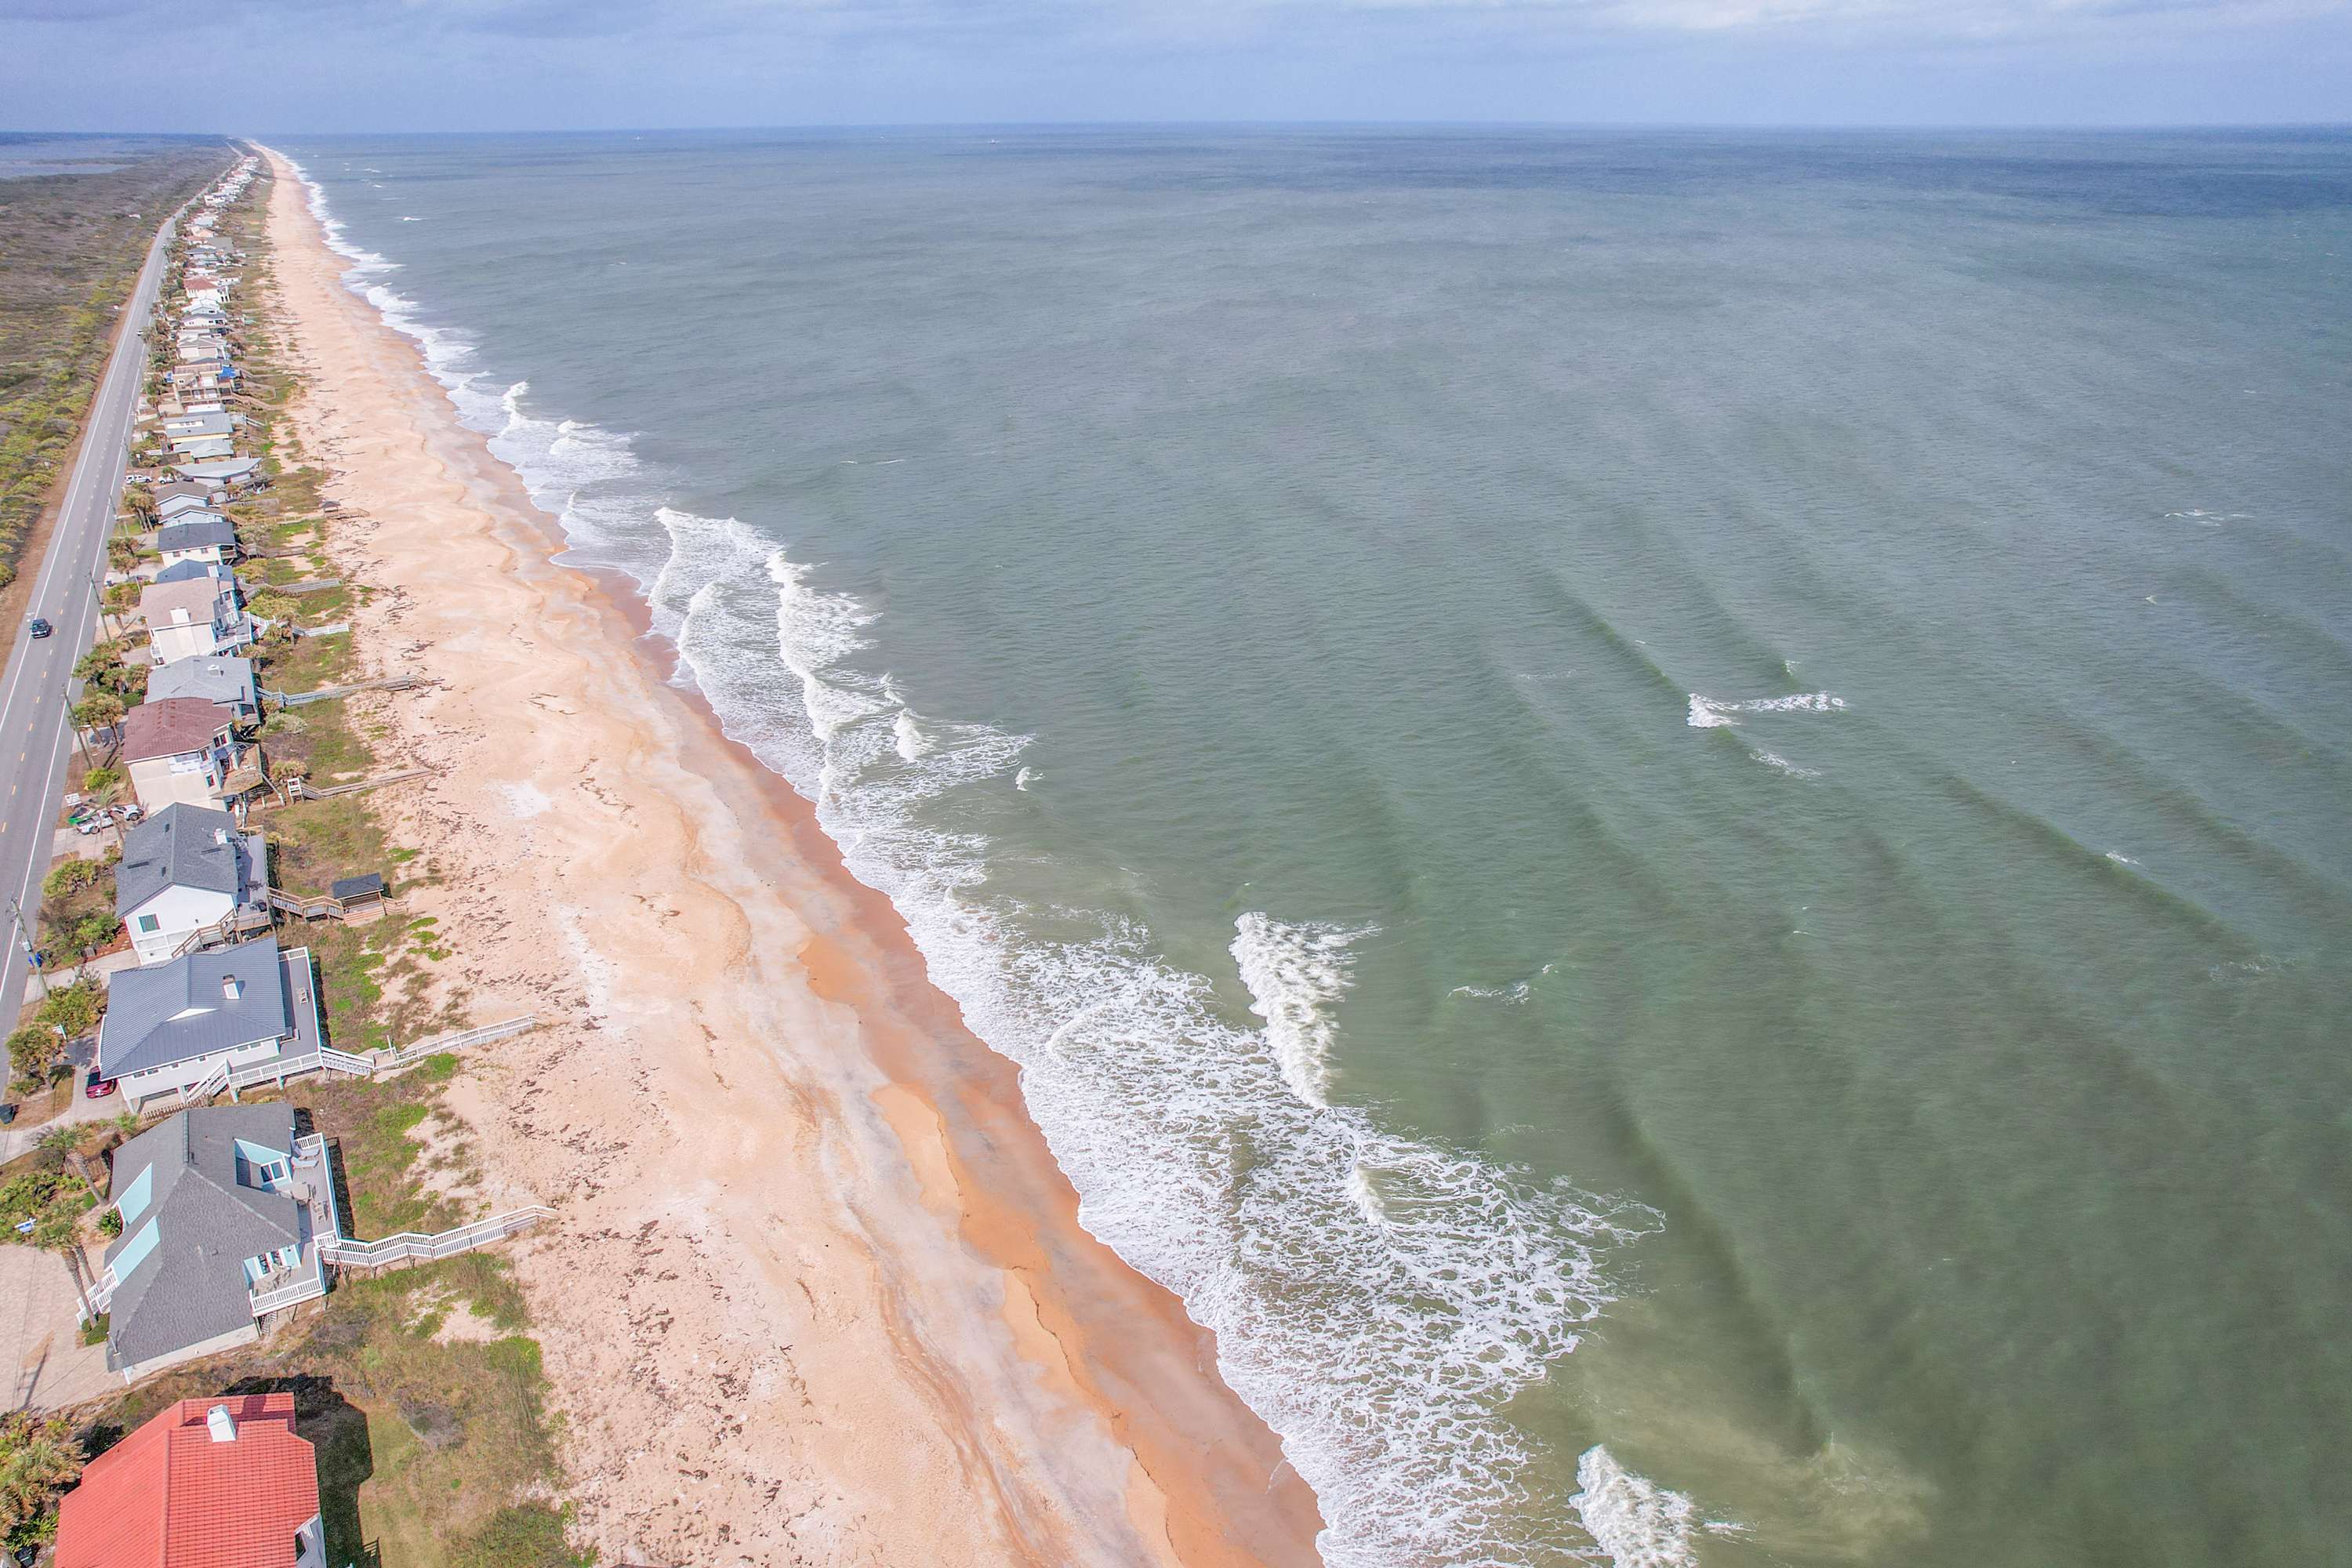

{"left": 0, "top": 207, "right": 186, "bottom": 1037}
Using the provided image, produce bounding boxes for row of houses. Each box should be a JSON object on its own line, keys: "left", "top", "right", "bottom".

{"left": 24, "top": 160, "right": 556, "bottom": 1565}
{"left": 118, "top": 158, "right": 272, "bottom": 828}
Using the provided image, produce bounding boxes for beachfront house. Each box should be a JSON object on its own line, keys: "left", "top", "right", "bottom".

{"left": 141, "top": 575, "right": 249, "bottom": 666}
{"left": 153, "top": 481, "right": 222, "bottom": 515}
{"left": 154, "top": 560, "right": 237, "bottom": 590}
{"left": 172, "top": 436, "right": 236, "bottom": 463}
{"left": 53, "top": 1392, "right": 325, "bottom": 1568}
{"left": 87, "top": 1103, "right": 337, "bottom": 1382}
{"left": 117, "top": 803, "right": 270, "bottom": 964}
{"left": 154, "top": 500, "right": 230, "bottom": 533}
{"left": 95, "top": 937, "right": 322, "bottom": 1108}
{"left": 145, "top": 652, "right": 261, "bottom": 724}
{"left": 155, "top": 514, "right": 239, "bottom": 568}
{"left": 173, "top": 456, "right": 260, "bottom": 490}
{"left": 162, "top": 411, "right": 234, "bottom": 441}
{"left": 120, "top": 697, "right": 252, "bottom": 813}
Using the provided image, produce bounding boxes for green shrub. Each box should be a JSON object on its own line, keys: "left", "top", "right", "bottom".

{"left": 41, "top": 860, "right": 102, "bottom": 899}
{"left": 66, "top": 913, "right": 118, "bottom": 953}
{"left": 5, "top": 1026, "right": 53, "bottom": 1087}
{"left": 36, "top": 984, "right": 100, "bottom": 1040}
{"left": 0, "top": 1172, "right": 60, "bottom": 1229}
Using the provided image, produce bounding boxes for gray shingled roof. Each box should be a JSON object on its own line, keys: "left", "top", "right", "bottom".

{"left": 172, "top": 457, "right": 259, "bottom": 482}
{"left": 97, "top": 935, "right": 292, "bottom": 1078}
{"left": 144, "top": 654, "right": 256, "bottom": 710}
{"left": 153, "top": 559, "right": 234, "bottom": 588}
{"left": 155, "top": 517, "right": 237, "bottom": 553}
{"left": 115, "top": 804, "right": 252, "bottom": 917}
{"left": 103, "top": 1105, "right": 301, "bottom": 1368}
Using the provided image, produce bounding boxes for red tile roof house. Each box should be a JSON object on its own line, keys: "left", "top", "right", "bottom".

{"left": 54, "top": 1392, "right": 325, "bottom": 1568}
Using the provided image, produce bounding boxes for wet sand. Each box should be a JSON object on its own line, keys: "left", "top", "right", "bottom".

{"left": 256, "top": 146, "right": 1323, "bottom": 1568}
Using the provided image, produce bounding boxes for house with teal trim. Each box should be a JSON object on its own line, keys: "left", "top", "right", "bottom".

{"left": 95, "top": 1104, "right": 342, "bottom": 1382}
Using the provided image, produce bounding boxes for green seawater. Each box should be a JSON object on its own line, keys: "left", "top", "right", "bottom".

{"left": 290, "top": 129, "right": 2352, "bottom": 1567}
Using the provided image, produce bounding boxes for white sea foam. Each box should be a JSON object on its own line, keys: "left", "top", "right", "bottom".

{"left": 295, "top": 162, "right": 1660, "bottom": 1568}
{"left": 1750, "top": 749, "right": 1820, "bottom": 779}
{"left": 1686, "top": 691, "right": 1847, "bottom": 728}
{"left": 1232, "top": 914, "right": 1374, "bottom": 1110}
{"left": 1451, "top": 981, "right": 1534, "bottom": 1004}
{"left": 893, "top": 710, "right": 930, "bottom": 763}
{"left": 1014, "top": 765, "right": 1040, "bottom": 791}
{"left": 1570, "top": 1447, "right": 1704, "bottom": 1568}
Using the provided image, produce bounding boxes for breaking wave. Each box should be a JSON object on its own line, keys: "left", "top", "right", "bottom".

{"left": 292, "top": 157, "right": 1661, "bottom": 1568}
{"left": 1686, "top": 691, "right": 1849, "bottom": 728}
{"left": 1570, "top": 1448, "right": 1744, "bottom": 1568}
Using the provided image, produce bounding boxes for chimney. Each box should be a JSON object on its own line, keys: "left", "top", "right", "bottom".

{"left": 206, "top": 1403, "right": 237, "bottom": 1443}
{"left": 214, "top": 828, "right": 230, "bottom": 847}
{"left": 221, "top": 975, "right": 243, "bottom": 1001}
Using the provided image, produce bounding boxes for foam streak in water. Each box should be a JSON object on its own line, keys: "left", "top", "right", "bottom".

{"left": 1686, "top": 691, "right": 1849, "bottom": 728}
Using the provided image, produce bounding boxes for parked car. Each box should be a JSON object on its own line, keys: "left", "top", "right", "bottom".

{"left": 27, "top": 618, "right": 50, "bottom": 639}
{"left": 83, "top": 1076, "right": 116, "bottom": 1099}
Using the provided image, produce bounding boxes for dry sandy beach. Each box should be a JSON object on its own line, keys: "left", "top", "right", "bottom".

{"left": 256, "top": 147, "right": 1323, "bottom": 1568}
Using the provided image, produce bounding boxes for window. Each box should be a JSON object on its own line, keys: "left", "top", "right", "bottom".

{"left": 136, "top": 914, "right": 160, "bottom": 934}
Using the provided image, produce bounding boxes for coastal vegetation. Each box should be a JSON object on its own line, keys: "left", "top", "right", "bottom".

{"left": 0, "top": 140, "right": 231, "bottom": 597}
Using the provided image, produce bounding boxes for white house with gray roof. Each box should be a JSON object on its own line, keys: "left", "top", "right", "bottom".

{"left": 154, "top": 514, "right": 238, "bottom": 568}
{"left": 96, "top": 936, "right": 322, "bottom": 1104}
{"left": 115, "top": 804, "right": 268, "bottom": 964}
{"left": 96, "top": 1104, "right": 341, "bottom": 1381}
{"left": 143, "top": 653, "right": 260, "bottom": 726}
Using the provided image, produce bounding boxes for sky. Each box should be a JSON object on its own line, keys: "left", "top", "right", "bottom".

{"left": 3, "top": 0, "right": 2347, "bottom": 129}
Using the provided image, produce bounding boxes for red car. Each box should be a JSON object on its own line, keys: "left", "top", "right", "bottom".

{"left": 83, "top": 1076, "right": 116, "bottom": 1099}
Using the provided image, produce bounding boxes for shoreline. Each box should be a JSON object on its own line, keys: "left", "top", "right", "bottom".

{"left": 256, "top": 146, "right": 1323, "bottom": 1566}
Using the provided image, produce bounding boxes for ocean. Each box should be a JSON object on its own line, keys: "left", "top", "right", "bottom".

{"left": 281, "top": 127, "right": 2352, "bottom": 1567}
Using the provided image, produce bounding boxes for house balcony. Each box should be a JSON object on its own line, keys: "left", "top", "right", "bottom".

{"left": 248, "top": 1134, "right": 343, "bottom": 1317}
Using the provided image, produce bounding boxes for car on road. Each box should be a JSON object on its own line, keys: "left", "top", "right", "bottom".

{"left": 27, "top": 618, "right": 50, "bottom": 639}
{"left": 83, "top": 1076, "right": 116, "bottom": 1099}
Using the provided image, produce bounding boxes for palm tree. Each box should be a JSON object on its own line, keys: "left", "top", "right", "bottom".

{"left": 80, "top": 770, "right": 129, "bottom": 846}
{"left": 0, "top": 1413, "right": 83, "bottom": 1543}
{"left": 38, "top": 1125, "right": 94, "bottom": 1198}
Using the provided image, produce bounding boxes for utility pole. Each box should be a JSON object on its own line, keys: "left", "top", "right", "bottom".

{"left": 6, "top": 895, "right": 47, "bottom": 1002}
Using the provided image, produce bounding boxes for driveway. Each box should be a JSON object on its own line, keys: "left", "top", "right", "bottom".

{"left": 0, "top": 1242, "right": 113, "bottom": 1414}
{"left": 0, "top": 1065, "right": 122, "bottom": 1163}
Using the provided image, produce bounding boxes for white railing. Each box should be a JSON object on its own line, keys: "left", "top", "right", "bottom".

{"left": 188, "top": 1018, "right": 537, "bottom": 1103}
{"left": 319, "top": 1205, "right": 554, "bottom": 1269}
{"left": 379, "top": 1015, "right": 537, "bottom": 1070}
{"left": 222, "top": 1044, "right": 375, "bottom": 1093}
{"left": 248, "top": 1269, "right": 325, "bottom": 1315}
